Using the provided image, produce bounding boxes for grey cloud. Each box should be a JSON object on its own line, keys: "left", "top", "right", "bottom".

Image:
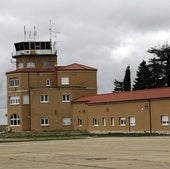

{"left": 1, "top": 0, "right": 170, "bottom": 108}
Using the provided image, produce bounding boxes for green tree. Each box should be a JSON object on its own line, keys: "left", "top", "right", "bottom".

{"left": 113, "top": 66, "right": 131, "bottom": 92}
{"left": 123, "top": 66, "right": 131, "bottom": 91}
{"left": 148, "top": 43, "right": 170, "bottom": 87}
{"left": 133, "top": 60, "right": 152, "bottom": 90}
{"left": 113, "top": 80, "right": 123, "bottom": 92}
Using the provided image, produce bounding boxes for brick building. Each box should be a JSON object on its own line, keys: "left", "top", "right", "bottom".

{"left": 6, "top": 40, "right": 170, "bottom": 133}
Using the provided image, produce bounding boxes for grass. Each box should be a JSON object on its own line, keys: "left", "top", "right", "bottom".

{"left": 0, "top": 131, "right": 169, "bottom": 143}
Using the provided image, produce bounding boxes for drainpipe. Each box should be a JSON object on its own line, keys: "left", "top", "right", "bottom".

{"left": 148, "top": 99, "right": 152, "bottom": 133}
{"left": 28, "top": 72, "right": 31, "bottom": 131}
{"left": 128, "top": 116, "right": 131, "bottom": 134}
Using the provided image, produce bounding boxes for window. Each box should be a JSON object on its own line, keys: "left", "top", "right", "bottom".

{"left": 40, "top": 95, "right": 49, "bottom": 103}
{"left": 18, "top": 63, "right": 24, "bottom": 69}
{"left": 44, "top": 62, "right": 52, "bottom": 68}
{"left": 129, "top": 116, "right": 136, "bottom": 126}
{"left": 63, "top": 118, "right": 71, "bottom": 125}
{"left": 9, "top": 78, "right": 19, "bottom": 87}
{"left": 161, "top": 115, "right": 169, "bottom": 126}
{"left": 111, "top": 117, "right": 115, "bottom": 126}
{"left": 9, "top": 96, "right": 20, "bottom": 105}
{"left": 41, "top": 118, "right": 49, "bottom": 126}
{"left": 10, "top": 114, "right": 20, "bottom": 126}
{"left": 62, "top": 94, "right": 70, "bottom": 102}
{"left": 102, "top": 118, "right": 106, "bottom": 126}
{"left": 61, "top": 77, "right": 69, "bottom": 85}
{"left": 46, "top": 79, "right": 51, "bottom": 86}
{"left": 78, "top": 118, "right": 82, "bottom": 126}
{"left": 23, "top": 95, "right": 29, "bottom": 104}
{"left": 26, "top": 62, "right": 35, "bottom": 68}
{"left": 93, "top": 118, "right": 99, "bottom": 126}
{"left": 119, "top": 117, "right": 126, "bottom": 126}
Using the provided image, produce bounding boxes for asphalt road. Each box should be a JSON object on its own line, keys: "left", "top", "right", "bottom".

{"left": 0, "top": 137, "right": 170, "bottom": 169}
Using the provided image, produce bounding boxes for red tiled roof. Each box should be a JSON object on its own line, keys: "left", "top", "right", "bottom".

{"left": 6, "top": 68, "right": 55, "bottom": 74}
{"left": 72, "top": 87, "right": 170, "bottom": 104}
{"left": 57, "top": 63, "right": 97, "bottom": 71}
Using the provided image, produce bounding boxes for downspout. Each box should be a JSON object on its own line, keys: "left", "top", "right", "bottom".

{"left": 28, "top": 72, "right": 31, "bottom": 131}
{"left": 148, "top": 99, "right": 152, "bottom": 133}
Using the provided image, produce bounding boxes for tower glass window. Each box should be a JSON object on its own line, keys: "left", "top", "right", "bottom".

{"left": 46, "top": 79, "right": 51, "bottom": 86}
{"left": 9, "top": 78, "right": 19, "bottom": 87}
{"left": 26, "top": 62, "right": 35, "bottom": 68}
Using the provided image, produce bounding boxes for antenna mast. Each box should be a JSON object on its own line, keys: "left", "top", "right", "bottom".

{"left": 49, "top": 20, "right": 60, "bottom": 55}
{"left": 24, "top": 26, "right": 37, "bottom": 41}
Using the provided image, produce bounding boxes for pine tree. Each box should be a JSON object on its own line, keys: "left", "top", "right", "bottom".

{"left": 113, "top": 80, "right": 123, "bottom": 92}
{"left": 113, "top": 66, "right": 131, "bottom": 92}
{"left": 123, "top": 66, "right": 131, "bottom": 91}
{"left": 133, "top": 60, "right": 152, "bottom": 90}
{"left": 148, "top": 43, "right": 170, "bottom": 87}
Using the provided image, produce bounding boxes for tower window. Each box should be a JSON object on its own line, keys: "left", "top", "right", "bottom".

{"left": 46, "top": 79, "right": 51, "bottom": 86}
{"left": 26, "top": 62, "right": 35, "bottom": 68}
{"left": 62, "top": 94, "right": 70, "bottom": 102}
{"left": 9, "top": 96, "right": 20, "bottom": 105}
{"left": 9, "top": 78, "right": 19, "bottom": 87}
{"left": 18, "top": 63, "right": 24, "bottom": 69}
{"left": 40, "top": 95, "right": 49, "bottom": 103}
{"left": 61, "top": 77, "right": 69, "bottom": 85}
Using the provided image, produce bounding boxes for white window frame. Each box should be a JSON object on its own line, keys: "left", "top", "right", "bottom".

{"left": 119, "top": 117, "right": 126, "bottom": 126}
{"left": 62, "top": 94, "right": 70, "bottom": 102}
{"left": 46, "top": 79, "right": 51, "bottom": 86}
{"left": 61, "top": 77, "right": 69, "bottom": 85}
{"left": 111, "top": 117, "right": 115, "bottom": 126}
{"left": 93, "top": 118, "right": 99, "bottom": 126}
{"left": 129, "top": 116, "right": 136, "bottom": 126}
{"left": 9, "top": 96, "right": 20, "bottom": 105}
{"left": 63, "top": 118, "right": 71, "bottom": 125}
{"left": 102, "top": 117, "right": 106, "bottom": 126}
{"left": 10, "top": 114, "right": 20, "bottom": 126}
{"left": 9, "top": 78, "right": 19, "bottom": 87}
{"left": 161, "top": 115, "right": 169, "bottom": 126}
{"left": 41, "top": 118, "right": 49, "bottom": 126}
{"left": 40, "top": 95, "right": 49, "bottom": 103}
{"left": 26, "top": 62, "right": 35, "bottom": 68}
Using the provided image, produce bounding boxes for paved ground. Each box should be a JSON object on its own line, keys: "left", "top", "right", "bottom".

{"left": 0, "top": 137, "right": 170, "bottom": 169}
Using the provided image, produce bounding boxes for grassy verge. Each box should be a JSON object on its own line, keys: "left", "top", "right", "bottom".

{"left": 0, "top": 131, "right": 169, "bottom": 143}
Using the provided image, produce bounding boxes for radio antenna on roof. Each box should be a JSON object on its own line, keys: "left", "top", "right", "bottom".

{"left": 49, "top": 20, "right": 61, "bottom": 55}
{"left": 24, "top": 26, "right": 37, "bottom": 41}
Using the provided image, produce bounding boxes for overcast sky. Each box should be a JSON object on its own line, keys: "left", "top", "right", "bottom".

{"left": 1, "top": 0, "right": 170, "bottom": 108}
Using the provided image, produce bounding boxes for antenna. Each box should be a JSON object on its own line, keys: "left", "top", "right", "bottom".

{"left": 49, "top": 20, "right": 61, "bottom": 55}
{"left": 24, "top": 26, "right": 37, "bottom": 41}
